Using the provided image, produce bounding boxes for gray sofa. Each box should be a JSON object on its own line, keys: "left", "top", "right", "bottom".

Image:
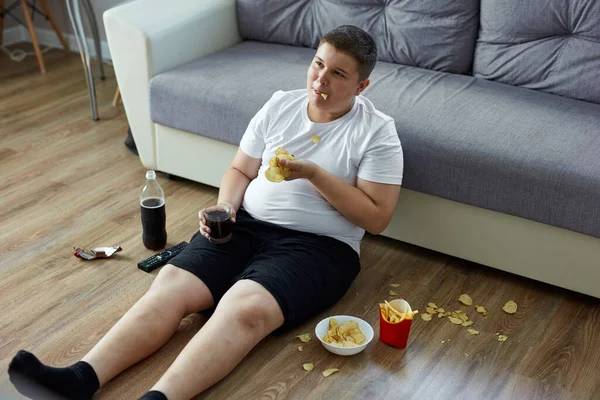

{"left": 105, "top": 0, "right": 600, "bottom": 298}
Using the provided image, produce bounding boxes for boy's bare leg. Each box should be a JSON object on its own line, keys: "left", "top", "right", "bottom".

{"left": 150, "top": 279, "right": 285, "bottom": 400}
{"left": 8, "top": 265, "right": 214, "bottom": 400}
{"left": 83, "top": 265, "right": 214, "bottom": 386}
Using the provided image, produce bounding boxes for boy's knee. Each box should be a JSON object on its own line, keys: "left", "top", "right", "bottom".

{"left": 148, "top": 264, "right": 214, "bottom": 315}
{"left": 218, "top": 281, "right": 284, "bottom": 334}
{"left": 152, "top": 264, "right": 182, "bottom": 286}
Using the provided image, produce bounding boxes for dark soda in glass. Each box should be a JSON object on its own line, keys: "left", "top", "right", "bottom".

{"left": 141, "top": 197, "right": 167, "bottom": 250}
{"left": 205, "top": 204, "right": 232, "bottom": 244}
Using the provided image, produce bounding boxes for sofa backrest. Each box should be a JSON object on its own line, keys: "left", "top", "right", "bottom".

{"left": 473, "top": 0, "right": 600, "bottom": 104}
{"left": 236, "top": 0, "right": 480, "bottom": 75}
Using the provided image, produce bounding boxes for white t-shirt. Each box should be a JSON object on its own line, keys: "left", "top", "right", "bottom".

{"left": 240, "top": 89, "right": 403, "bottom": 253}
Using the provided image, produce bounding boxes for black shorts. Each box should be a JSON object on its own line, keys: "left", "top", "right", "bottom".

{"left": 169, "top": 209, "right": 361, "bottom": 332}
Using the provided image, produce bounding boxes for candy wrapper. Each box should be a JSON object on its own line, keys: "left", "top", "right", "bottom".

{"left": 74, "top": 246, "right": 122, "bottom": 260}
{"left": 379, "top": 298, "right": 418, "bottom": 349}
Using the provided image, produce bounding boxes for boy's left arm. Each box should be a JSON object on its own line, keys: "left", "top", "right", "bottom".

{"left": 278, "top": 159, "right": 401, "bottom": 235}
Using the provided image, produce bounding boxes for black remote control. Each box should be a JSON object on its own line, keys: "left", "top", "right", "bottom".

{"left": 137, "top": 242, "right": 188, "bottom": 273}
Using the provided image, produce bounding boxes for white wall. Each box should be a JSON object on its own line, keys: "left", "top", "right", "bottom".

{"left": 2, "top": 0, "right": 131, "bottom": 59}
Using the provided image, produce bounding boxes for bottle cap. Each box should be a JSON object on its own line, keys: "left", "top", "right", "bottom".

{"left": 146, "top": 170, "right": 156, "bottom": 180}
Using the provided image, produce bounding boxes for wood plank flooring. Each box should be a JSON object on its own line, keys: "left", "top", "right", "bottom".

{"left": 1, "top": 46, "right": 599, "bottom": 400}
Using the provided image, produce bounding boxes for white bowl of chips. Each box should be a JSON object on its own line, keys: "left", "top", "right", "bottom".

{"left": 315, "top": 315, "right": 374, "bottom": 356}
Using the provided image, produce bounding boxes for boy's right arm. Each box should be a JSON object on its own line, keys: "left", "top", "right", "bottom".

{"left": 199, "top": 149, "right": 261, "bottom": 238}
{"left": 218, "top": 148, "right": 261, "bottom": 212}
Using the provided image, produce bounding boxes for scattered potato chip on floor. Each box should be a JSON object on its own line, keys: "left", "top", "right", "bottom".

{"left": 459, "top": 294, "right": 473, "bottom": 306}
{"left": 461, "top": 321, "right": 474, "bottom": 327}
{"left": 298, "top": 345, "right": 303, "bottom": 351}
{"left": 421, "top": 313, "right": 432, "bottom": 321}
{"left": 303, "top": 362, "right": 314, "bottom": 371}
{"left": 437, "top": 308, "right": 445, "bottom": 313}
{"left": 322, "top": 368, "right": 339, "bottom": 377}
{"left": 438, "top": 313, "right": 445, "bottom": 319}
{"left": 498, "top": 334, "right": 508, "bottom": 342}
{"left": 389, "top": 283, "right": 401, "bottom": 288}
{"left": 428, "top": 302, "right": 438, "bottom": 308}
{"left": 476, "top": 305, "right": 489, "bottom": 317}
{"left": 389, "top": 290, "right": 398, "bottom": 296}
{"left": 426, "top": 307, "right": 438, "bottom": 314}
{"left": 449, "top": 317, "right": 463, "bottom": 325}
{"left": 451, "top": 311, "right": 463, "bottom": 319}
{"left": 296, "top": 333, "right": 312, "bottom": 343}
{"left": 468, "top": 329, "right": 480, "bottom": 335}
{"left": 502, "top": 300, "right": 518, "bottom": 314}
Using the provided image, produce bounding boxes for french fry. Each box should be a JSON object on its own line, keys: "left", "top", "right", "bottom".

{"left": 379, "top": 299, "right": 419, "bottom": 323}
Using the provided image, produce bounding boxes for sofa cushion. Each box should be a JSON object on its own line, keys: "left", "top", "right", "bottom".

{"left": 236, "top": 0, "right": 479, "bottom": 75}
{"left": 473, "top": 0, "right": 600, "bottom": 104}
{"left": 150, "top": 41, "right": 600, "bottom": 239}
{"left": 150, "top": 42, "right": 310, "bottom": 147}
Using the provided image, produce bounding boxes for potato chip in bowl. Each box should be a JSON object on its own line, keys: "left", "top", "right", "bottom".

{"left": 315, "top": 315, "right": 374, "bottom": 356}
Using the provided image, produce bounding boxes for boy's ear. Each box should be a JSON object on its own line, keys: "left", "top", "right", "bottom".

{"left": 355, "top": 78, "right": 370, "bottom": 95}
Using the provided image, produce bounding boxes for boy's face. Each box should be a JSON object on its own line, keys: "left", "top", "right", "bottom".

{"left": 306, "top": 42, "right": 370, "bottom": 116}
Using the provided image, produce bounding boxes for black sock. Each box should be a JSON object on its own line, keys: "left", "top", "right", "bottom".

{"left": 8, "top": 350, "right": 99, "bottom": 400}
{"left": 139, "top": 390, "right": 168, "bottom": 400}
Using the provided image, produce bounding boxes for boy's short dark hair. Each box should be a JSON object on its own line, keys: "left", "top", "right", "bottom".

{"left": 319, "top": 25, "right": 377, "bottom": 81}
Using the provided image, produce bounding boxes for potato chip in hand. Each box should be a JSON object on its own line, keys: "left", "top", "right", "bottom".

{"left": 265, "top": 147, "right": 296, "bottom": 182}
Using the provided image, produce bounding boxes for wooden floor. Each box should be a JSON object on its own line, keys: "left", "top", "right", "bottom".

{"left": 1, "top": 46, "right": 600, "bottom": 400}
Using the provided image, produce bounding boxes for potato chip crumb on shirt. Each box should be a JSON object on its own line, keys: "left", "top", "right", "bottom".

{"left": 311, "top": 134, "right": 321, "bottom": 144}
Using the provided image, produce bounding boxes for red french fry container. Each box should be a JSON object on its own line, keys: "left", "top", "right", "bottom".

{"left": 379, "top": 298, "right": 414, "bottom": 349}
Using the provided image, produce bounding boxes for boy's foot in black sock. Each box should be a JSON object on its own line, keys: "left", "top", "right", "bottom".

{"left": 8, "top": 350, "right": 100, "bottom": 400}
{"left": 139, "top": 390, "right": 168, "bottom": 400}
{"left": 139, "top": 390, "right": 169, "bottom": 400}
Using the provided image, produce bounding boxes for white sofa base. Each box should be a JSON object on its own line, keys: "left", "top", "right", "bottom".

{"left": 154, "top": 124, "right": 600, "bottom": 299}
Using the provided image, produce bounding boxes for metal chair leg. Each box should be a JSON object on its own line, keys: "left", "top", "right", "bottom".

{"left": 66, "top": 0, "right": 98, "bottom": 120}
{"left": 81, "top": 0, "right": 105, "bottom": 80}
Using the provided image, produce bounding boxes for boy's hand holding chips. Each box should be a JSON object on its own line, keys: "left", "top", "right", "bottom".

{"left": 265, "top": 147, "right": 297, "bottom": 182}
{"left": 278, "top": 158, "right": 317, "bottom": 181}
{"left": 265, "top": 146, "right": 317, "bottom": 182}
